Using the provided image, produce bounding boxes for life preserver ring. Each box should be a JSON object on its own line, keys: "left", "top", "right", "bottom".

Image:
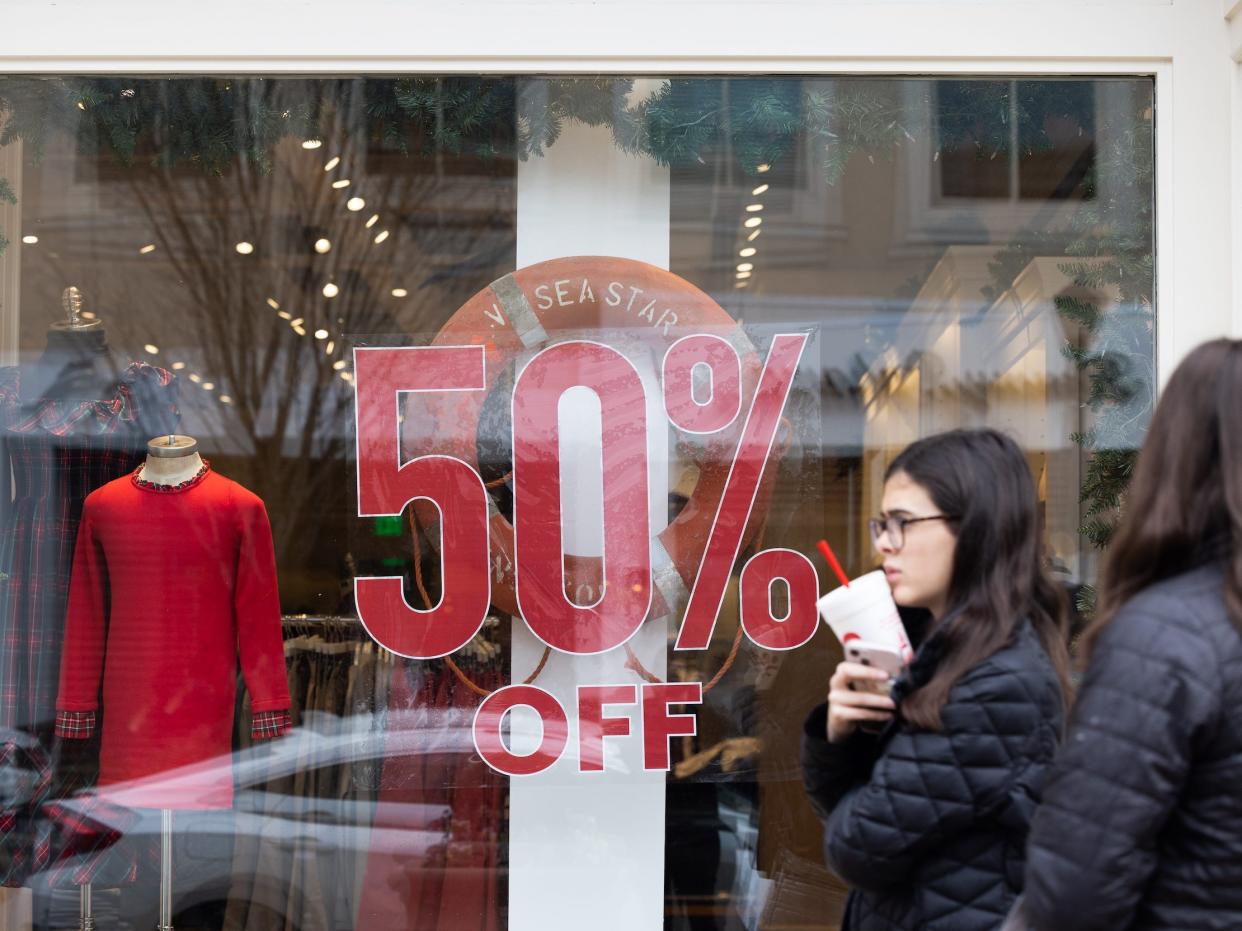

{"left": 402, "top": 255, "right": 786, "bottom": 628}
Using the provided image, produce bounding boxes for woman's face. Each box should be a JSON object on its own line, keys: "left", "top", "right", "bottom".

{"left": 876, "top": 470, "right": 957, "bottom": 619}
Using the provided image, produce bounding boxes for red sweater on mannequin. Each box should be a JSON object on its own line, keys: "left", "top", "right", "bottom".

{"left": 55, "top": 464, "right": 291, "bottom": 809}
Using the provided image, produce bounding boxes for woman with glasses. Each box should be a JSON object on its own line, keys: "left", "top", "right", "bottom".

{"left": 801, "top": 428, "right": 1071, "bottom": 930}
{"left": 1019, "top": 340, "right": 1242, "bottom": 930}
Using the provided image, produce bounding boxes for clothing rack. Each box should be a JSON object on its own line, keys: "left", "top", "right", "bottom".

{"left": 280, "top": 614, "right": 367, "bottom": 636}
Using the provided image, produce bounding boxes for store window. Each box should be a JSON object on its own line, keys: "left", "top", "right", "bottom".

{"left": 0, "top": 75, "right": 1153, "bottom": 931}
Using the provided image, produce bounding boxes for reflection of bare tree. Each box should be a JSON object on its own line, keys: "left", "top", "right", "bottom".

{"left": 96, "top": 80, "right": 513, "bottom": 588}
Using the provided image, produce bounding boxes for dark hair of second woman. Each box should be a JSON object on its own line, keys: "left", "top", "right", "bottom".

{"left": 1085, "top": 338, "right": 1242, "bottom": 656}
{"left": 886, "top": 429, "right": 1072, "bottom": 729}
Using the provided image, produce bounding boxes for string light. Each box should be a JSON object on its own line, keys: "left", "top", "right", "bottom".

{"left": 745, "top": 204, "right": 764, "bottom": 212}
{"left": 325, "top": 340, "right": 335, "bottom": 354}
{"left": 756, "top": 163, "right": 771, "bottom": 173}
{"left": 314, "top": 238, "right": 332, "bottom": 254}
{"left": 743, "top": 218, "right": 762, "bottom": 229}
{"left": 235, "top": 241, "right": 255, "bottom": 255}
{"left": 751, "top": 184, "right": 769, "bottom": 196}
{"left": 266, "top": 298, "right": 280, "bottom": 309}
{"left": 333, "top": 360, "right": 347, "bottom": 371}
{"left": 322, "top": 282, "right": 339, "bottom": 298}
{"left": 171, "top": 362, "right": 186, "bottom": 371}
{"left": 301, "top": 139, "right": 323, "bottom": 150}
{"left": 188, "top": 373, "right": 202, "bottom": 384}
{"left": 324, "top": 156, "right": 340, "bottom": 172}
{"left": 365, "top": 214, "right": 379, "bottom": 229}
{"left": 143, "top": 344, "right": 159, "bottom": 354}
{"left": 277, "top": 311, "right": 292, "bottom": 320}
{"left": 373, "top": 230, "right": 389, "bottom": 244}
{"left": 346, "top": 197, "right": 366, "bottom": 211}
{"left": 747, "top": 230, "right": 761, "bottom": 242}
{"left": 739, "top": 247, "right": 756, "bottom": 257}
{"left": 139, "top": 244, "right": 156, "bottom": 255}
{"left": 219, "top": 395, "right": 233, "bottom": 404}
{"left": 736, "top": 263, "right": 753, "bottom": 272}
{"left": 201, "top": 382, "right": 214, "bottom": 391}
{"left": 314, "top": 329, "right": 329, "bottom": 340}
{"left": 292, "top": 324, "right": 307, "bottom": 336}
{"left": 391, "top": 288, "right": 408, "bottom": 298}
{"left": 331, "top": 179, "right": 351, "bottom": 189}
{"left": 736, "top": 271, "right": 752, "bottom": 280}
{"left": 21, "top": 235, "right": 37, "bottom": 245}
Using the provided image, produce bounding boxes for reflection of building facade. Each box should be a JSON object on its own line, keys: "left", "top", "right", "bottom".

{"left": 862, "top": 245, "right": 1125, "bottom": 585}
{"left": 0, "top": 3, "right": 1239, "bottom": 930}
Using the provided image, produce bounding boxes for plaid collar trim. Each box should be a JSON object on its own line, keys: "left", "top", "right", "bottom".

{"left": 131, "top": 459, "right": 211, "bottom": 493}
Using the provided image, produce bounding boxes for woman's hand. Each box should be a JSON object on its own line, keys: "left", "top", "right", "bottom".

{"left": 827, "top": 661, "right": 897, "bottom": 743}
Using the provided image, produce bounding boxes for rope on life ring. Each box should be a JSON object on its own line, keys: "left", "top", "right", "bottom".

{"left": 620, "top": 521, "right": 772, "bottom": 693}
{"left": 408, "top": 506, "right": 551, "bottom": 698}
{"left": 400, "top": 255, "right": 790, "bottom": 697}
{"left": 406, "top": 256, "right": 772, "bottom": 625}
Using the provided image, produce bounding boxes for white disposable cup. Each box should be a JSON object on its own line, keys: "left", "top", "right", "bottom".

{"left": 816, "top": 569, "right": 913, "bottom": 662}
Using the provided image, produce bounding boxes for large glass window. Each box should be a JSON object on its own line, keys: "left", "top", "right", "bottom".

{"left": 0, "top": 75, "right": 1153, "bottom": 930}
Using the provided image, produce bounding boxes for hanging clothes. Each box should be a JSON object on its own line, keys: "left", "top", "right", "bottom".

{"left": 0, "top": 362, "right": 179, "bottom": 736}
{"left": 53, "top": 464, "right": 291, "bottom": 808}
{"left": 223, "top": 620, "right": 507, "bottom": 931}
{"left": 225, "top": 618, "right": 395, "bottom": 931}
{"left": 355, "top": 659, "right": 505, "bottom": 931}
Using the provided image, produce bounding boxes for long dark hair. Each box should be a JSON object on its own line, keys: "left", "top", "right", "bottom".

{"left": 886, "top": 428, "right": 1071, "bottom": 730}
{"left": 1085, "top": 339, "right": 1242, "bottom": 657}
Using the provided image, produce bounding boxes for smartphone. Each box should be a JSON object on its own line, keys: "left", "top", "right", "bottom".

{"left": 846, "top": 640, "right": 904, "bottom": 694}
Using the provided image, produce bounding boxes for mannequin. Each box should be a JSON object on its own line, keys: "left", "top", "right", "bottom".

{"left": 27, "top": 287, "right": 117, "bottom": 403}
{"left": 55, "top": 434, "right": 291, "bottom": 931}
{"left": 0, "top": 288, "right": 178, "bottom": 744}
{"left": 138, "top": 434, "right": 204, "bottom": 487}
{"left": 55, "top": 432, "right": 291, "bottom": 787}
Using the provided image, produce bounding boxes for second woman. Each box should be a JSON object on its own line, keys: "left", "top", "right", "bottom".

{"left": 801, "top": 428, "right": 1071, "bottom": 930}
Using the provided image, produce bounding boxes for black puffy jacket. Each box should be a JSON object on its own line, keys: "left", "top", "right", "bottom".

{"left": 1024, "top": 562, "right": 1242, "bottom": 930}
{"left": 801, "top": 620, "right": 1064, "bottom": 930}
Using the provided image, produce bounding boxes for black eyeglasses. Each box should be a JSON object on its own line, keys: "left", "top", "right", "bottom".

{"left": 868, "top": 514, "right": 954, "bottom": 551}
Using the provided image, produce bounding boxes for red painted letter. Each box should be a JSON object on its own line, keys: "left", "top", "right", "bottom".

{"left": 512, "top": 341, "right": 651, "bottom": 655}
{"left": 577, "top": 684, "right": 637, "bottom": 773}
{"left": 662, "top": 334, "right": 741, "bottom": 434}
{"left": 641, "top": 682, "right": 702, "bottom": 771}
{"left": 473, "top": 685, "right": 569, "bottom": 777}
{"left": 353, "top": 346, "right": 490, "bottom": 658}
{"left": 740, "top": 548, "right": 819, "bottom": 651}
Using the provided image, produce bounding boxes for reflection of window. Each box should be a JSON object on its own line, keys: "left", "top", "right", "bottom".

{"left": 935, "top": 80, "right": 1096, "bottom": 203}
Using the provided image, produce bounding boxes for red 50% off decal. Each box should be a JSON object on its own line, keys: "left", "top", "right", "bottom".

{"left": 352, "top": 257, "right": 820, "bottom": 774}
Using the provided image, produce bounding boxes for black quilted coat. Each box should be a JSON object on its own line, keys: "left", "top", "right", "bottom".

{"left": 1024, "top": 561, "right": 1242, "bottom": 930}
{"left": 801, "top": 619, "right": 1064, "bottom": 930}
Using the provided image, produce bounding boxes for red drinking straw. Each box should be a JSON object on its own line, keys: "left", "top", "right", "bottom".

{"left": 817, "top": 539, "right": 850, "bottom": 589}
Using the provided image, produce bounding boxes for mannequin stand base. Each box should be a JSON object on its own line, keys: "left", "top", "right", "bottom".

{"left": 79, "top": 883, "right": 94, "bottom": 931}
{"left": 158, "top": 808, "right": 174, "bottom": 931}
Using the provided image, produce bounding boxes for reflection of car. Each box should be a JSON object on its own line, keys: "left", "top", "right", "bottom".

{"left": 25, "top": 710, "right": 483, "bottom": 931}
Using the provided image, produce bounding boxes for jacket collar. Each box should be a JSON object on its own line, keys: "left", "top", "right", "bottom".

{"left": 891, "top": 611, "right": 954, "bottom": 707}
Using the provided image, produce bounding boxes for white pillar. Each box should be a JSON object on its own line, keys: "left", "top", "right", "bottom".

{"left": 508, "top": 81, "right": 672, "bottom": 931}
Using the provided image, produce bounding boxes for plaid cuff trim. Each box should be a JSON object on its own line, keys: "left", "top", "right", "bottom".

{"left": 54, "top": 711, "right": 96, "bottom": 739}
{"left": 251, "top": 709, "right": 292, "bottom": 740}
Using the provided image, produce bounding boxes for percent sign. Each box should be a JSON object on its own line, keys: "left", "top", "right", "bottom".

{"left": 352, "top": 333, "right": 818, "bottom": 660}
{"left": 662, "top": 334, "right": 819, "bottom": 653}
